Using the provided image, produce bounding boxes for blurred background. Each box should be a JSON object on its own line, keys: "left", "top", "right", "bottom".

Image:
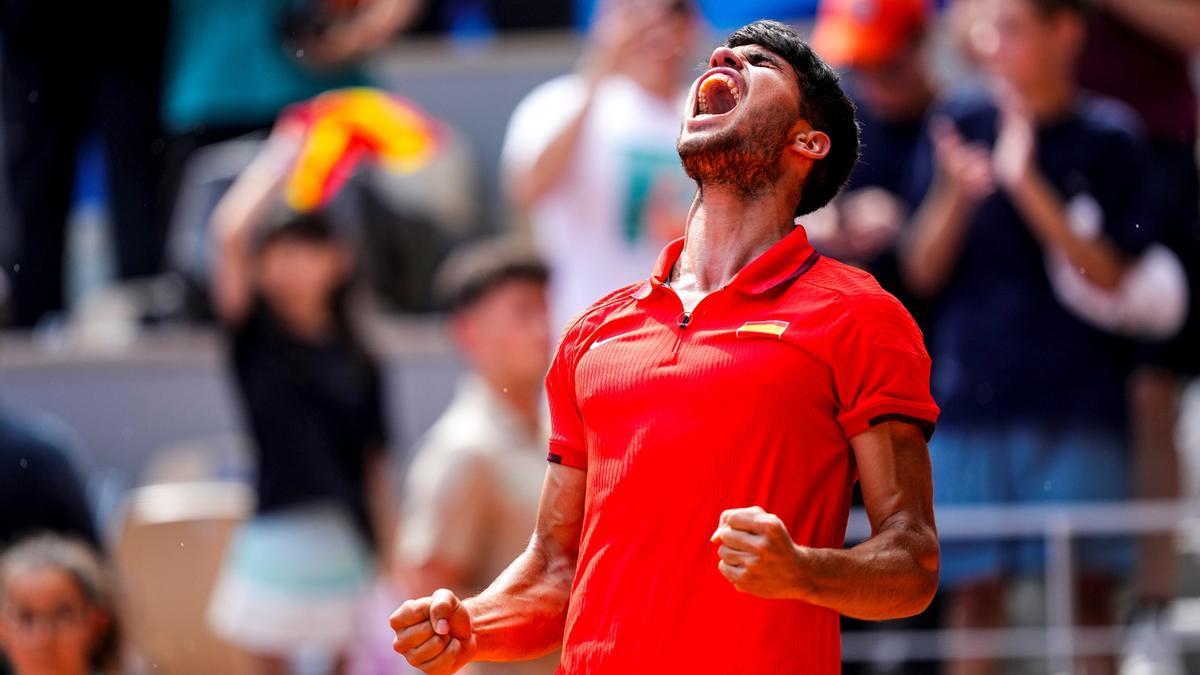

{"left": 0, "top": 0, "right": 1198, "bottom": 673}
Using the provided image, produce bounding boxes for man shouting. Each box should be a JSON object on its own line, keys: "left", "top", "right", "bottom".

{"left": 391, "top": 20, "right": 940, "bottom": 674}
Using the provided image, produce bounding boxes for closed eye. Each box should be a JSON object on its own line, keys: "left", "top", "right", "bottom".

{"left": 746, "top": 52, "right": 778, "bottom": 69}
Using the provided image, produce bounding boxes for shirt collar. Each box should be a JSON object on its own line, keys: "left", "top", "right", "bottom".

{"left": 633, "top": 224, "right": 820, "bottom": 300}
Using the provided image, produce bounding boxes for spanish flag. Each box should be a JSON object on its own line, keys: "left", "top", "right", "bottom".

{"left": 735, "top": 320, "right": 789, "bottom": 338}
{"left": 280, "top": 88, "right": 442, "bottom": 212}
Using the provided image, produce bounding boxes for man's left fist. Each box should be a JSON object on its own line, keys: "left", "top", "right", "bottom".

{"left": 711, "top": 506, "right": 805, "bottom": 599}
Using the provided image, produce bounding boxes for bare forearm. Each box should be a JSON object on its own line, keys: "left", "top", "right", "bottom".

{"left": 211, "top": 140, "right": 296, "bottom": 321}
{"left": 333, "top": 0, "right": 419, "bottom": 56}
{"left": 1009, "top": 171, "right": 1128, "bottom": 289}
{"left": 792, "top": 524, "right": 939, "bottom": 621}
{"left": 1101, "top": 0, "right": 1200, "bottom": 53}
{"left": 510, "top": 93, "right": 595, "bottom": 209}
{"left": 901, "top": 181, "right": 976, "bottom": 297}
{"left": 463, "top": 539, "right": 574, "bottom": 661}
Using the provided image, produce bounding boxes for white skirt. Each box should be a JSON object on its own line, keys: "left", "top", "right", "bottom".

{"left": 207, "top": 502, "right": 373, "bottom": 654}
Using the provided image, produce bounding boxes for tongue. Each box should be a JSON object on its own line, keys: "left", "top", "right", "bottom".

{"left": 701, "top": 79, "right": 737, "bottom": 115}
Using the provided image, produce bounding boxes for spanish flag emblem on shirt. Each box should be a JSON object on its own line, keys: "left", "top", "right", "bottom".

{"left": 736, "top": 320, "right": 789, "bottom": 338}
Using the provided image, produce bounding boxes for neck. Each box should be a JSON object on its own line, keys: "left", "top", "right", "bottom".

{"left": 278, "top": 300, "right": 334, "bottom": 341}
{"left": 675, "top": 184, "right": 797, "bottom": 292}
{"left": 1021, "top": 77, "right": 1075, "bottom": 122}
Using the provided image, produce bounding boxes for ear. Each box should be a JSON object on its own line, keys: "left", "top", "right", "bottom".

{"left": 791, "top": 130, "right": 831, "bottom": 161}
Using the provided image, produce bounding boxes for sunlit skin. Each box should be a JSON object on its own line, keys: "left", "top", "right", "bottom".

{"left": 508, "top": 0, "right": 697, "bottom": 210}
{"left": 452, "top": 279, "right": 551, "bottom": 427}
{"left": 391, "top": 40, "right": 938, "bottom": 675}
{"left": 972, "top": 0, "right": 1080, "bottom": 114}
{"left": 0, "top": 568, "right": 108, "bottom": 675}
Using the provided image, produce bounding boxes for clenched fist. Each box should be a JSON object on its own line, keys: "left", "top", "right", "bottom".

{"left": 711, "top": 506, "right": 805, "bottom": 599}
{"left": 390, "top": 588, "right": 477, "bottom": 674}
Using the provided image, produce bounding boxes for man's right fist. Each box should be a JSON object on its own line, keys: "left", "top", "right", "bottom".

{"left": 390, "top": 588, "right": 477, "bottom": 674}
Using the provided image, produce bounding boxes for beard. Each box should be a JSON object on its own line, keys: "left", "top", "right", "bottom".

{"left": 676, "top": 99, "right": 795, "bottom": 197}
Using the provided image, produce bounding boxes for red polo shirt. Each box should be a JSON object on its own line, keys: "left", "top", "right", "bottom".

{"left": 546, "top": 225, "right": 938, "bottom": 674}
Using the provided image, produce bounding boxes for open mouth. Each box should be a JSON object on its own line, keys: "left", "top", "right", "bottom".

{"left": 694, "top": 70, "right": 742, "bottom": 117}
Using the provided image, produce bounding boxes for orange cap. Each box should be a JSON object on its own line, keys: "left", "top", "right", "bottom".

{"left": 810, "top": 0, "right": 930, "bottom": 68}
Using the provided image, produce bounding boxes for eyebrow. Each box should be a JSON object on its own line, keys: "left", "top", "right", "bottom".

{"left": 741, "top": 46, "right": 783, "bottom": 67}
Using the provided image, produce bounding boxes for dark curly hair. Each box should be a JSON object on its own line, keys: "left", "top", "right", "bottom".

{"left": 725, "top": 20, "right": 860, "bottom": 216}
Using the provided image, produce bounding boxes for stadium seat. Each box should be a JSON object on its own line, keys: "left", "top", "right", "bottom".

{"left": 113, "top": 481, "right": 255, "bottom": 675}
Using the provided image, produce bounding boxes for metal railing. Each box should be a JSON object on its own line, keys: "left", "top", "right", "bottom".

{"left": 841, "top": 500, "right": 1200, "bottom": 672}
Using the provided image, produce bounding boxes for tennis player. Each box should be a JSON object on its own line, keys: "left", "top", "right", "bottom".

{"left": 391, "top": 20, "right": 940, "bottom": 674}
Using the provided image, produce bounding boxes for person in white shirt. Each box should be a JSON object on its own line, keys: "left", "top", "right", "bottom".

{"left": 396, "top": 237, "right": 555, "bottom": 675}
{"left": 501, "top": 0, "right": 699, "bottom": 331}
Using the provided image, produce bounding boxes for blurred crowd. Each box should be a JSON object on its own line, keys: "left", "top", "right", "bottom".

{"left": 1, "top": 0, "right": 1198, "bottom": 674}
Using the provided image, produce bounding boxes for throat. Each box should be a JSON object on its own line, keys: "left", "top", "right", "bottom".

{"left": 674, "top": 189, "right": 798, "bottom": 293}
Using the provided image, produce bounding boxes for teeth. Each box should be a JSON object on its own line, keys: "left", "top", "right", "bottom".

{"left": 695, "top": 73, "right": 739, "bottom": 116}
{"left": 709, "top": 73, "right": 740, "bottom": 100}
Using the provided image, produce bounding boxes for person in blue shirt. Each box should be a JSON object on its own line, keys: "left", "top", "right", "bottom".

{"left": 809, "top": 0, "right": 938, "bottom": 325}
{"left": 900, "top": 0, "right": 1154, "bottom": 672}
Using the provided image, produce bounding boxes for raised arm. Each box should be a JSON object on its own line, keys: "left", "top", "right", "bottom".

{"left": 506, "top": 5, "right": 659, "bottom": 209}
{"left": 899, "top": 117, "right": 994, "bottom": 298}
{"left": 210, "top": 132, "right": 301, "bottom": 325}
{"left": 992, "top": 100, "right": 1131, "bottom": 290}
{"left": 711, "top": 421, "right": 938, "bottom": 620}
{"left": 390, "top": 462, "right": 585, "bottom": 673}
{"left": 299, "top": 0, "right": 423, "bottom": 67}
{"left": 1098, "top": 0, "right": 1200, "bottom": 55}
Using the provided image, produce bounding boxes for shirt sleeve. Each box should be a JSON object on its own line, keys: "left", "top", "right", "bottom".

{"left": 832, "top": 293, "right": 940, "bottom": 441}
{"left": 397, "top": 447, "right": 492, "bottom": 572}
{"left": 499, "top": 75, "right": 587, "bottom": 177}
{"left": 545, "top": 324, "right": 588, "bottom": 470}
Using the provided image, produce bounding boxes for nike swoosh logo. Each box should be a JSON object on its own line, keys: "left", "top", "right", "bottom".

{"left": 589, "top": 332, "right": 635, "bottom": 351}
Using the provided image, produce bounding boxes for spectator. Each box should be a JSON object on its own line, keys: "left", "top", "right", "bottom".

{"left": 0, "top": 535, "right": 121, "bottom": 675}
{"left": 900, "top": 0, "right": 1154, "bottom": 672}
{"left": 501, "top": 0, "right": 698, "bottom": 332}
{"left": 1, "top": 0, "right": 169, "bottom": 327}
{"left": 396, "top": 236, "right": 554, "bottom": 675}
{"left": 0, "top": 409, "right": 98, "bottom": 551}
{"left": 1076, "top": 6, "right": 1200, "bottom": 673}
{"left": 204, "top": 132, "right": 396, "bottom": 675}
{"left": 161, "top": 0, "right": 421, "bottom": 220}
{"left": 809, "top": 0, "right": 938, "bottom": 321}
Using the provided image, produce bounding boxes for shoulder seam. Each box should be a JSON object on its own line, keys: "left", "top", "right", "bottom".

{"left": 561, "top": 282, "right": 643, "bottom": 338}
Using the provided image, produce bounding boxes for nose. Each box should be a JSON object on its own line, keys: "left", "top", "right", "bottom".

{"left": 708, "top": 46, "right": 742, "bottom": 71}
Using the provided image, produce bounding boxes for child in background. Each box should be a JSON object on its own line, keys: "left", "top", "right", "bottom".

{"left": 205, "top": 133, "right": 396, "bottom": 675}
{"left": 0, "top": 535, "right": 120, "bottom": 675}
